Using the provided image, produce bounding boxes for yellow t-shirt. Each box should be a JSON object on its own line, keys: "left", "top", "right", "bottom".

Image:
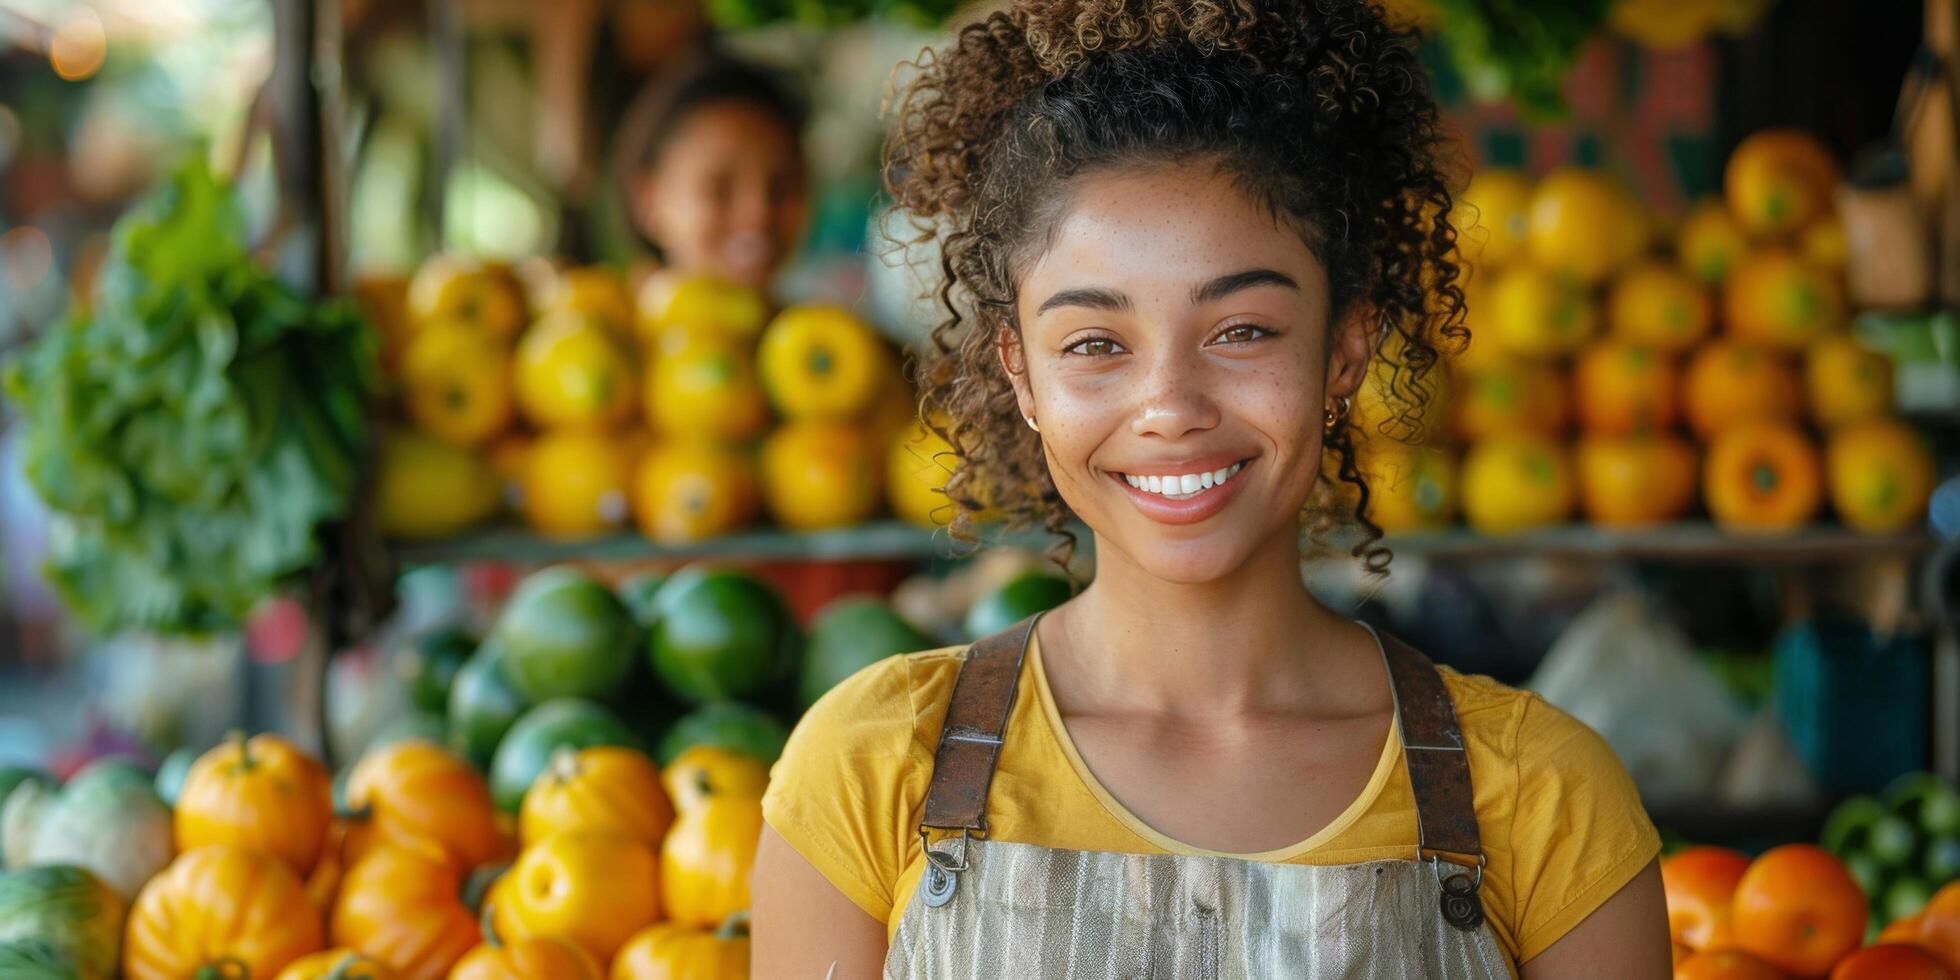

{"left": 761, "top": 631, "right": 1660, "bottom": 965}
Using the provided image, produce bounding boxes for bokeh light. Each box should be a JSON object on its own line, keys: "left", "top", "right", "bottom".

{"left": 50, "top": 9, "right": 108, "bottom": 82}
{"left": 1, "top": 226, "right": 55, "bottom": 297}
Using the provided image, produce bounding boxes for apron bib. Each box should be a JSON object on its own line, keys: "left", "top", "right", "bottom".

{"left": 884, "top": 616, "right": 1515, "bottom": 979}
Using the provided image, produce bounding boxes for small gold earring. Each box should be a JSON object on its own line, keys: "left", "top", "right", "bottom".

{"left": 1026, "top": 415, "right": 1040, "bottom": 432}
{"left": 1322, "top": 395, "right": 1351, "bottom": 434}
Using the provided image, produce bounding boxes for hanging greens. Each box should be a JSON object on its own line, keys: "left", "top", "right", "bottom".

{"left": 3, "top": 157, "right": 376, "bottom": 634}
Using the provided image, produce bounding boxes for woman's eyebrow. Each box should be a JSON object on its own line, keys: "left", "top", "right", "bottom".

{"left": 1036, "top": 286, "right": 1132, "bottom": 315}
{"left": 1192, "top": 268, "right": 1299, "bottom": 304}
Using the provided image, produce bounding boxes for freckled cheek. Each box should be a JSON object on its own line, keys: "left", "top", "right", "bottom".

{"left": 1029, "top": 374, "right": 1127, "bottom": 479}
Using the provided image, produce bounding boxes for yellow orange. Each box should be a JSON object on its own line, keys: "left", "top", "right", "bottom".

{"left": 537, "top": 265, "right": 634, "bottom": 335}
{"left": 1576, "top": 434, "right": 1697, "bottom": 528}
{"left": 521, "top": 429, "right": 633, "bottom": 537}
{"left": 1725, "top": 128, "right": 1840, "bottom": 238}
{"left": 407, "top": 255, "right": 526, "bottom": 340}
{"left": 1805, "top": 334, "right": 1894, "bottom": 428}
{"left": 635, "top": 272, "right": 769, "bottom": 347}
{"left": 1488, "top": 263, "right": 1598, "bottom": 357}
{"left": 1826, "top": 418, "right": 1935, "bottom": 533}
{"left": 1676, "top": 198, "right": 1750, "bottom": 285}
{"left": 1458, "top": 169, "right": 1534, "bottom": 270}
{"left": 631, "top": 440, "right": 761, "bottom": 543}
{"left": 1703, "top": 422, "right": 1822, "bottom": 534}
{"left": 515, "top": 311, "right": 637, "bottom": 429}
{"left": 1527, "top": 168, "right": 1649, "bottom": 285}
{"left": 1610, "top": 260, "right": 1714, "bottom": 351}
{"left": 644, "top": 338, "right": 771, "bottom": 441}
{"left": 759, "top": 422, "right": 880, "bottom": 531}
{"left": 756, "top": 305, "right": 892, "bottom": 421}
{"left": 1724, "top": 248, "right": 1845, "bottom": 350}
{"left": 1682, "top": 340, "right": 1802, "bottom": 440}
{"left": 1357, "top": 442, "right": 1457, "bottom": 532}
{"left": 1451, "top": 357, "right": 1568, "bottom": 441}
{"left": 399, "top": 319, "right": 514, "bottom": 447}
{"left": 1460, "top": 435, "right": 1573, "bottom": 534}
{"left": 1574, "top": 340, "right": 1679, "bottom": 435}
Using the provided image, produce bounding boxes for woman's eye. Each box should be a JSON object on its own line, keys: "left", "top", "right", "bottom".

{"left": 1064, "top": 337, "right": 1124, "bottom": 356}
{"left": 1213, "top": 324, "right": 1272, "bottom": 345}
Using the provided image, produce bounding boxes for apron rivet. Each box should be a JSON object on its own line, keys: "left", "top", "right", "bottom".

{"left": 922, "top": 859, "right": 958, "bottom": 907}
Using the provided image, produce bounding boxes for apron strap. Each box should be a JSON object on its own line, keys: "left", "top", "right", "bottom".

{"left": 919, "top": 613, "right": 1042, "bottom": 833}
{"left": 1374, "top": 625, "right": 1485, "bottom": 868}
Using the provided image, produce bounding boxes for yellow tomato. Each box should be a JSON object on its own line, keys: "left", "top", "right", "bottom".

{"left": 759, "top": 422, "right": 880, "bottom": 531}
{"left": 521, "top": 429, "right": 633, "bottom": 538}
{"left": 400, "top": 319, "right": 514, "bottom": 447}
{"left": 1460, "top": 436, "right": 1574, "bottom": 534}
{"left": 1457, "top": 169, "right": 1534, "bottom": 270}
{"left": 1487, "top": 263, "right": 1598, "bottom": 357}
{"left": 1826, "top": 418, "right": 1934, "bottom": 533}
{"left": 1608, "top": 261, "right": 1713, "bottom": 351}
{"left": 504, "top": 830, "right": 661, "bottom": 964}
{"left": 1527, "top": 168, "right": 1648, "bottom": 285}
{"left": 630, "top": 440, "right": 760, "bottom": 543}
{"left": 515, "top": 311, "right": 637, "bottom": 429}
{"left": 644, "top": 339, "right": 771, "bottom": 441}
{"left": 408, "top": 256, "right": 527, "bottom": 340}
{"left": 757, "top": 305, "right": 893, "bottom": 421}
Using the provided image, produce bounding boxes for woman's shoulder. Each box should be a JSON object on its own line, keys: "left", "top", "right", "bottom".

{"left": 1433, "top": 665, "right": 1622, "bottom": 774}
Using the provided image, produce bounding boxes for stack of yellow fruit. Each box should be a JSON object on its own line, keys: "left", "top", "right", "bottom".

{"left": 1356, "top": 129, "right": 1935, "bottom": 538}
{"left": 360, "top": 256, "right": 965, "bottom": 543}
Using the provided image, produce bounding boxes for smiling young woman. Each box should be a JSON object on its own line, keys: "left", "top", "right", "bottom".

{"left": 750, "top": 2, "right": 1671, "bottom": 977}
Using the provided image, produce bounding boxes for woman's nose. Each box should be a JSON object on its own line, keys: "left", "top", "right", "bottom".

{"left": 1129, "top": 347, "right": 1221, "bottom": 440}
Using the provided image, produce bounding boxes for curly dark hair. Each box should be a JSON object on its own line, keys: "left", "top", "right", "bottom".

{"left": 884, "top": 0, "right": 1465, "bottom": 575}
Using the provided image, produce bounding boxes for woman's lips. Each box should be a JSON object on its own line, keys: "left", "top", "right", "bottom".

{"left": 1107, "top": 457, "right": 1254, "bottom": 526}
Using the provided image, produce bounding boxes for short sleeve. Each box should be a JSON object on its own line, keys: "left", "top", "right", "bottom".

{"left": 1507, "top": 694, "right": 1663, "bottom": 963}
{"left": 762, "top": 655, "right": 930, "bottom": 924}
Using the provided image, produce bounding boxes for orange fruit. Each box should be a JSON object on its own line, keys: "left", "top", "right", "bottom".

{"left": 1575, "top": 340, "right": 1679, "bottom": 435}
{"left": 759, "top": 422, "right": 880, "bottom": 531}
{"left": 521, "top": 429, "right": 633, "bottom": 537}
{"left": 1357, "top": 442, "right": 1457, "bottom": 532}
{"left": 1804, "top": 335, "right": 1894, "bottom": 428}
{"left": 399, "top": 318, "right": 514, "bottom": 447}
{"left": 644, "top": 337, "right": 771, "bottom": 441}
{"left": 1725, "top": 128, "right": 1840, "bottom": 238}
{"left": 1731, "top": 843, "right": 1867, "bottom": 977}
{"left": 1675, "top": 949, "right": 1790, "bottom": 980}
{"left": 1704, "top": 422, "right": 1822, "bottom": 534}
{"left": 1678, "top": 198, "right": 1750, "bottom": 284}
{"left": 635, "top": 272, "right": 770, "bottom": 348}
{"left": 1921, "top": 881, "right": 1960, "bottom": 972}
{"left": 1828, "top": 945, "right": 1956, "bottom": 980}
{"left": 1611, "top": 260, "right": 1715, "bottom": 351}
{"left": 756, "top": 305, "right": 892, "bottom": 421}
{"left": 1724, "top": 248, "right": 1845, "bottom": 350}
{"left": 1488, "top": 263, "right": 1599, "bottom": 357}
{"left": 408, "top": 255, "right": 528, "bottom": 339}
{"left": 515, "top": 310, "right": 638, "bottom": 429}
{"left": 631, "top": 440, "right": 760, "bottom": 544}
{"left": 1451, "top": 357, "right": 1568, "bottom": 441}
{"left": 1881, "top": 915, "right": 1927, "bottom": 947}
{"left": 1458, "top": 169, "right": 1535, "bottom": 270}
{"left": 1826, "top": 418, "right": 1935, "bottom": 532}
{"left": 536, "top": 265, "right": 634, "bottom": 336}
{"left": 1578, "top": 434, "right": 1697, "bottom": 528}
{"left": 1662, "top": 845, "right": 1752, "bottom": 952}
{"left": 1460, "top": 435, "right": 1573, "bottom": 534}
{"left": 1527, "top": 167, "right": 1649, "bottom": 285}
{"left": 1802, "top": 215, "right": 1848, "bottom": 269}
{"left": 1683, "top": 340, "right": 1802, "bottom": 440}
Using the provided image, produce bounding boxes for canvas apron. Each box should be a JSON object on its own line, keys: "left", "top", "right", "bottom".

{"left": 884, "top": 615, "right": 1516, "bottom": 979}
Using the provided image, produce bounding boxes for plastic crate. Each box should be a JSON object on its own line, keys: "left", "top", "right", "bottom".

{"left": 1774, "top": 619, "right": 1928, "bottom": 796}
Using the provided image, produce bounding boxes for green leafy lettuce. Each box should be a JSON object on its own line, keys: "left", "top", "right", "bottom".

{"left": 3, "top": 157, "right": 376, "bottom": 634}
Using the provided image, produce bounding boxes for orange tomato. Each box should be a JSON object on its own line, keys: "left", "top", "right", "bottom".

{"left": 1906, "top": 880, "right": 1960, "bottom": 972}
{"left": 1683, "top": 341, "right": 1802, "bottom": 440}
{"left": 1576, "top": 435, "right": 1697, "bottom": 528}
{"left": 451, "top": 935, "right": 601, "bottom": 980}
{"left": 1725, "top": 128, "right": 1840, "bottom": 238}
{"left": 1610, "top": 260, "right": 1715, "bottom": 351}
{"left": 1804, "top": 336, "right": 1894, "bottom": 429}
{"left": 1825, "top": 419, "right": 1936, "bottom": 533}
{"left": 1703, "top": 423, "right": 1822, "bottom": 534}
{"left": 1828, "top": 945, "right": 1955, "bottom": 980}
{"left": 1574, "top": 340, "right": 1679, "bottom": 435}
{"left": 1661, "top": 846, "right": 1751, "bottom": 952}
{"left": 1731, "top": 844, "right": 1867, "bottom": 978}
{"left": 1676, "top": 949, "right": 1790, "bottom": 980}
{"left": 1675, "top": 949, "right": 1789, "bottom": 980}
{"left": 1450, "top": 357, "right": 1569, "bottom": 441}
{"left": 1723, "top": 249, "right": 1845, "bottom": 351}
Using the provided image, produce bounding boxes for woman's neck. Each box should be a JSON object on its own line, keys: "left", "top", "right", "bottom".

{"left": 1040, "top": 528, "right": 1375, "bottom": 719}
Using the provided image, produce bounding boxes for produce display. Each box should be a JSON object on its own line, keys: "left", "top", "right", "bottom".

{"left": 364, "top": 261, "right": 957, "bottom": 546}
{"left": 1357, "top": 128, "right": 1938, "bottom": 538}
{"left": 0, "top": 557, "right": 1078, "bottom": 977}
{"left": 1662, "top": 771, "right": 1960, "bottom": 978}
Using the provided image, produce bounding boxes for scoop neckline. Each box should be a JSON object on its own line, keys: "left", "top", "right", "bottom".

{"left": 1024, "top": 619, "right": 1403, "bottom": 863}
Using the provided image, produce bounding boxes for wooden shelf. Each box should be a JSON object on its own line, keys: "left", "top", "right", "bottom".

{"left": 392, "top": 521, "right": 1937, "bottom": 567}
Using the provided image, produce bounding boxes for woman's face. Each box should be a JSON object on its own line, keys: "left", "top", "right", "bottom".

{"left": 1005, "top": 161, "right": 1373, "bottom": 584}
{"left": 635, "top": 99, "right": 807, "bottom": 290}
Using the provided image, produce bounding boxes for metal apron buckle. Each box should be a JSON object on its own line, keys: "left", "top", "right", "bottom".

{"left": 919, "top": 828, "right": 974, "bottom": 908}
{"left": 1424, "top": 851, "right": 1488, "bottom": 931}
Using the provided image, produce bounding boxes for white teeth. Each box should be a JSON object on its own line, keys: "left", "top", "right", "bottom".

{"left": 1120, "top": 461, "right": 1247, "bottom": 499}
